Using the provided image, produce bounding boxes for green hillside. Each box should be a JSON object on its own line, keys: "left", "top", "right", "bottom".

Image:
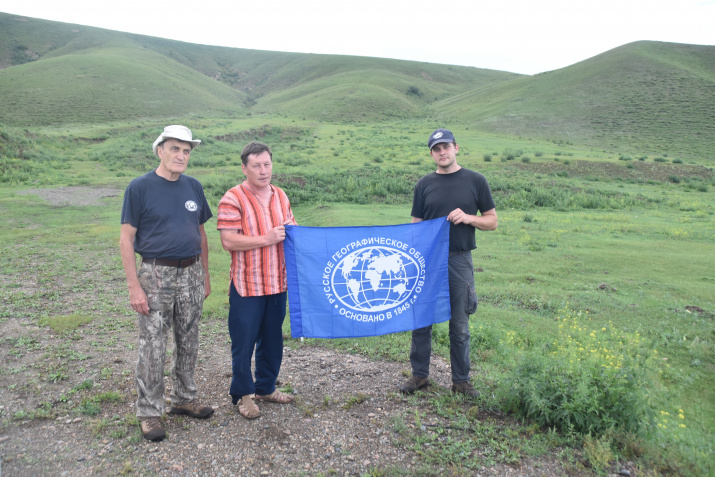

{"left": 0, "top": 47, "right": 248, "bottom": 125}
{"left": 438, "top": 41, "right": 715, "bottom": 158}
{"left": 0, "top": 12, "right": 713, "bottom": 159}
{"left": 254, "top": 65, "right": 499, "bottom": 121}
{"left": 0, "top": 12, "right": 518, "bottom": 124}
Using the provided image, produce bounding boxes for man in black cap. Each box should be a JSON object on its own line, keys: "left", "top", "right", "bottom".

{"left": 120, "top": 125, "right": 214, "bottom": 441}
{"left": 399, "top": 128, "right": 497, "bottom": 398}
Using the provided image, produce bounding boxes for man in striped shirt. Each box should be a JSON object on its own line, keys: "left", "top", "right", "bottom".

{"left": 217, "top": 141, "right": 297, "bottom": 420}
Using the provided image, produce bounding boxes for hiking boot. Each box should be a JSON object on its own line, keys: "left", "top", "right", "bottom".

{"left": 451, "top": 381, "right": 480, "bottom": 398}
{"left": 168, "top": 399, "right": 214, "bottom": 419}
{"left": 141, "top": 417, "right": 166, "bottom": 442}
{"left": 398, "top": 376, "right": 429, "bottom": 394}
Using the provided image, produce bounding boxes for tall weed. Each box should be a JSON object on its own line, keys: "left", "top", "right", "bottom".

{"left": 501, "top": 307, "right": 658, "bottom": 436}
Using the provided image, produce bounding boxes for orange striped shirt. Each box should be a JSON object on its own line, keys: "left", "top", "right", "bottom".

{"left": 216, "top": 182, "right": 296, "bottom": 296}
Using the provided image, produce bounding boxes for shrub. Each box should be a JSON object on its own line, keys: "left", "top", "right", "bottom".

{"left": 502, "top": 307, "right": 657, "bottom": 436}
{"left": 654, "top": 157, "right": 667, "bottom": 163}
{"left": 490, "top": 179, "right": 662, "bottom": 210}
{"left": 638, "top": 156, "right": 647, "bottom": 161}
{"left": 618, "top": 154, "right": 633, "bottom": 161}
{"left": 534, "top": 151, "right": 544, "bottom": 157}
{"left": 521, "top": 156, "right": 531, "bottom": 163}
{"left": 483, "top": 153, "right": 492, "bottom": 162}
{"left": 0, "top": 158, "right": 51, "bottom": 184}
{"left": 672, "top": 158, "right": 684, "bottom": 164}
{"left": 406, "top": 85, "right": 423, "bottom": 97}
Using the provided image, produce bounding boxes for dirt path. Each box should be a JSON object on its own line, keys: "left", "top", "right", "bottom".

{"left": 0, "top": 325, "right": 576, "bottom": 476}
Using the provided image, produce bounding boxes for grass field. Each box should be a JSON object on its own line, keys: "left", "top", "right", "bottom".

{"left": 1, "top": 116, "right": 713, "bottom": 474}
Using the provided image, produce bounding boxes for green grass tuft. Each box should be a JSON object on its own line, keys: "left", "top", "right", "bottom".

{"left": 39, "top": 313, "right": 94, "bottom": 334}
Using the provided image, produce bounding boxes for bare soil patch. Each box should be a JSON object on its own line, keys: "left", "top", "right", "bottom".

{"left": 15, "top": 187, "right": 122, "bottom": 207}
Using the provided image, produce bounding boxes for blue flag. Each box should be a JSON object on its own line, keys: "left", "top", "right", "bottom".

{"left": 284, "top": 218, "right": 451, "bottom": 338}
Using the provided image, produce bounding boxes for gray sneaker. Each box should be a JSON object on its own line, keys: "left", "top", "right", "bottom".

{"left": 140, "top": 417, "right": 166, "bottom": 442}
{"left": 399, "top": 376, "right": 429, "bottom": 394}
{"left": 451, "top": 381, "right": 480, "bottom": 398}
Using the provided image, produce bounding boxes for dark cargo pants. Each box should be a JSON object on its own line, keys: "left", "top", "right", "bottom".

{"left": 409, "top": 252, "right": 478, "bottom": 383}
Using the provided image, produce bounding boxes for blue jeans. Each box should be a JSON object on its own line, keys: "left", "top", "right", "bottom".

{"left": 228, "top": 282, "right": 287, "bottom": 402}
{"left": 409, "top": 252, "right": 478, "bottom": 383}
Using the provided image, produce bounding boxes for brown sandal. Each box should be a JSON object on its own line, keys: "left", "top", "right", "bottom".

{"left": 238, "top": 395, "right": 260, "bottom": 419}
{"left": 255, "top": 389, "right": 294, "bottom": 404}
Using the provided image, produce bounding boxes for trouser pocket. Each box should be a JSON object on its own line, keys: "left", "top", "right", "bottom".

{"left": 465, "top": 285, "right": 478, "bottom": 315}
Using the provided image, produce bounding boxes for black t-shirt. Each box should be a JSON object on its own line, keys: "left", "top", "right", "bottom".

{"left": 121, "top": 170, "right": 213, "bottom": 259}
{"left": 411, "top": 167, "right": 495, "bottom": 251}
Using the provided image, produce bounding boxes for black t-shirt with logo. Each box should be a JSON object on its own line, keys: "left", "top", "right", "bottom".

{"left": 411, "top": 168, "right": 495, "bottom": 252}
{"left": 121, "top": 170, "right": 212, "bottom": 259}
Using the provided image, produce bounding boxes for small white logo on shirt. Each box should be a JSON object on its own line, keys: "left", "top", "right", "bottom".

{"left": 185, "top": 200, "right": 198, "bottom": 212}
{"left": 432, "top": 132, "right": 443, "bottom": 139}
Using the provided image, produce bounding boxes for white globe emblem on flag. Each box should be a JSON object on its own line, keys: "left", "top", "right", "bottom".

{"left": 330, "top": 246, "right": 421, "bottom": 312}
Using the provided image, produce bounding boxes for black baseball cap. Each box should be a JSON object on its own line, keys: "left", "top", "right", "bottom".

{"left": 428, "top": 129, "right": 456, "bottom": 149}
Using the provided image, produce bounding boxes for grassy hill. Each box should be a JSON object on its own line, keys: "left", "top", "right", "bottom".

{"left": 0, "top": 46, "right": 249, "bottom": 125}
{"left": 0, "top": 13, "right": 518, "bottom": 124}
{"left": 438, "top": 41, "right": 715, "bottom": 158}
{"left": 0, "top": 12, "right": 713, "bottom": 159}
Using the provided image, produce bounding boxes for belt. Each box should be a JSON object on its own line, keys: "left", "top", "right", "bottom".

{"left": 142, "top": 255, "right": 200, "bottom": 268}
{"left": 449, "top": 250, "right": 469, "bottom": 256}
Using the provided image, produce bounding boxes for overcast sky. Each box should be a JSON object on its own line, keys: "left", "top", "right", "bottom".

{"left": 3, "top": 0, "right": 714, "bottom": 75}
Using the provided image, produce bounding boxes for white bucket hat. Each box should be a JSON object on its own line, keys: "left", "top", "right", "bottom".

{"left": 152, "top": 125, "right": 201, "bottom": 156}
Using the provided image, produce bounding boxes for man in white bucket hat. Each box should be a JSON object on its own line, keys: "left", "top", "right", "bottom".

{"left": 120, "top": 125, "right": 214, "bottom": 441}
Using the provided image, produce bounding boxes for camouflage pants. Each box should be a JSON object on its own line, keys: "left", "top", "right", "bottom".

{"left": 135, "top": 260, "right": 205, "bottom": 418}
